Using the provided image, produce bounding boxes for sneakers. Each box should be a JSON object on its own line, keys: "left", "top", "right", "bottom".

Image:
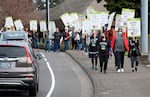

{"left": 117, "top": 69, "right": 121, "bottom": 72}
{"left": 95, "top": 67, "right": 97, "bottom": 70}
{"left": 92, "top": 65, "right": 94, "bottom": 70}
{"left": 121, "top": 68, "right": 124, "bottom": 72}
{"left": 117, "top": 68, "right": 124, "bottom": 73}
{"left": 135, "top": 67, "right": 138, "bottom": 72}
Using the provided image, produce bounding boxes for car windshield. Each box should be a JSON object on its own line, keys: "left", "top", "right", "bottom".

{"left": 2, "top": 32, "right": 27, "bottom": 40}
{"left": 0, "top": 46, "right": 26, "bottom": 58}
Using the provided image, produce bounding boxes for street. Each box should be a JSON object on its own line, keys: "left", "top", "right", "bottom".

{"left": 0, "top": 51, "right": 93, "bottom": 97}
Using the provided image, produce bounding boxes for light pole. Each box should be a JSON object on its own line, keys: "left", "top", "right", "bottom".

{"left": 141, "top": 0, "right": 148, "bottom": 54}
{"left": 46, "top": 0, "right": 50, "bottom": 31}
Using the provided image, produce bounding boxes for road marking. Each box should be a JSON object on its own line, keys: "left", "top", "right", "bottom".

{"left": 41, "top": 53, "right": 56, "bottom": 97}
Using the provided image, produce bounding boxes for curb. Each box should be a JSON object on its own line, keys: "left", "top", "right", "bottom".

{"left": 66, "top": 52, "right": 95, "bottom": 97}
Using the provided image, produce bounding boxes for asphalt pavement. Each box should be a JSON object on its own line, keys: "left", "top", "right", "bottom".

{"left": 67, "top": 50, "right": 150, "bottom": 97}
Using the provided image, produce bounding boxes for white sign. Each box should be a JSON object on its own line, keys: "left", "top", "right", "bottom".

{"left": 5, "top": 16, "right": 14, "bottom": 28}
{"left": 40, "top": 20, "right": 47, "bottom": 32}
{"left": 90, "top": 21, "right": 102, "bottom": 30}
{"left": 69, "top": 12, "right": 79, "bottom": 27}
{"left": 60, "top": 13, "right": 71, "bottom": 26}
{"left": 107, "top": 12, "right": 116, "bottom": 31}
{"left": 99, "top": 12, "right": 109, "bottom": 26}
{"left": 121, "top": 8, "right": 135, "bottom": 26}
{"left": 30, "top": 20, "right": 37, "bottom": 31}
{"left": 14, "top": 19, "right": 24, "bottom": 30}
{"left": 128, "top": 18, "right": 141, "bottom": 37}
{"left": 115, "top": 14, "right": 122, "bottom": 31}
{"left": 82, "top": 20, "right": 91, "bottom": 34}
{"left": 86, "top": 7, "right": 95, "bottom": 19}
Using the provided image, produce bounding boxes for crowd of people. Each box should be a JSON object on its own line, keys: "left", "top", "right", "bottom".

{"left": 0, "top": 26, "right": 141, "bottom": 74}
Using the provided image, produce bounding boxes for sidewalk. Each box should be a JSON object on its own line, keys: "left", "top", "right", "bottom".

{"left": 66, "top": 50, "right": 150, "bottom": 97}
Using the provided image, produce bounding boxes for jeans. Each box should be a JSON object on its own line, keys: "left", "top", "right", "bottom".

{"left": 44, "top": 40, "right": 50, "bottom": 52}
{"left": 33, "top": 38, "right": 39, "bottom": 49}
{"left": 54, "top": 41, "right": 60, "bottom": 52}
{"left": 64, "top": 40, "right": 70, "bottom": 51}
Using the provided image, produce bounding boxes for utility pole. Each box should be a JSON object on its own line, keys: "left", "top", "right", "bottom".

{"left": 46, "top": 0, "right": 50, "bottom": 31}
{"left": 141, "top": 0, "right": 148, "bottom": 54}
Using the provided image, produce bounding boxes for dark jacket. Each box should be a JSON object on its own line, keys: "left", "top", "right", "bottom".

{"left": 54, "top": 32, "right": 62, "bottom": 42}
{"left": 129, "top": 39, "right": 140, "bottom": 56}
{"left": 89, "top": 35, "right": 99, "bottom": 53}
{"left": 98, "top": 39, "right": 110, "bottom": 56}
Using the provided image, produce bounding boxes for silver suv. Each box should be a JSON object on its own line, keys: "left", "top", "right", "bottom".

{"left": 0, "top": 41, "right": 41, "bottom": 96}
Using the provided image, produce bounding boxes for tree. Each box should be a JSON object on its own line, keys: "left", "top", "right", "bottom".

{"left": 97, "top": 0, "right": 148, "bottom": 17}
{"left": 0, "top": 0, "right": 40, "bottom": 27}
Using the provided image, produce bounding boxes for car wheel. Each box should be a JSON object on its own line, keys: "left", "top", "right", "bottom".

{"left": 29, "top": 85, "right": 37, "bottom": 96}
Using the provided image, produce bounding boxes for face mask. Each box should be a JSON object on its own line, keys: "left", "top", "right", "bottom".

{"left": 118, "top": 31, "right": 122, "bottom": 35}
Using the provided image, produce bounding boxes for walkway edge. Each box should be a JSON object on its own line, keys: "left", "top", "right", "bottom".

{"left": 66, "top": 51, "right": 96, "bottom": 97}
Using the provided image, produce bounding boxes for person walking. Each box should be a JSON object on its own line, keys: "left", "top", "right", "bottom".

{"left": 98, "top": 34, "right": 111, "bottom": 74}
{"left": 63, "top": 27, "right": 70, "bottom": 51}
{"left": 44, "top": 31, "right": 50, "bottom": 52}
{"left": 74, "top": 31, "right": 80, "bottom": 50}
{"left": 53, "top": 28, "right": 62, "bottom": 52}
{"left": 32, "top": 31, "right": 39, "bottom": 50}
{"left": 111, "top": 28, "right": 129, "bottom": 72}
{"left": 88, "top": 30, "right": 99, "bottom": 70}
{"left": 129, "top": 37, "right": 140, "bottom": 72}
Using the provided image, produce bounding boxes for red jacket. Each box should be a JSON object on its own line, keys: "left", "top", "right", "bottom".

{"left": 111, "top": 33, "right": 129, "bottom": 52}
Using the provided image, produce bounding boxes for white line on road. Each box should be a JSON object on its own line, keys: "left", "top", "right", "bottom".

{"left": 41, "top": 52, "right": 56, "bottom": 97}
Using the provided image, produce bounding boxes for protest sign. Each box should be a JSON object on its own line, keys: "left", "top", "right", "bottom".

{"left": 5, "top": 16, "right": 14, "bottom": 28}
{"left": 99, "top": 12, "right": 109, "bottom": 26}
{"left": 14, "top": 19, "right": 24, "bottom": 30}
{"left": 30, "top": 20, "right": 37, "bottom": 31}
{"left": 40, "top": 20, "right": 47, "bottom": 32}
{"left": 60, "top": 13, "right": 71, "bottom": 26}
{"left": 127, "top": 18, "right": 141, "bottom": 37}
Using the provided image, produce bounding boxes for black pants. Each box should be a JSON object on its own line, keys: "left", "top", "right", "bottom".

{"left": 99, "top": 55, "right": 109, "bottom": 71}
{"left": 115, "top": 51, "right": 125, "bottom": 69}
{"left": 131, "top": 56, "right": 139, "bottom": 68}
{"left": 91, "top": 56, "right": 97, "bottom": 66}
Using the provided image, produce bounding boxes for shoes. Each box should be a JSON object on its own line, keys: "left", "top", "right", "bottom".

{"left": 104, "top": 70, "right": 106, "bottom": 74}
{"left": 121, "top": 68, "right": 124, "bottom": 72}
{"left": 117, "top": 69, "right": 121, "bottom": 73}
{"left": 95, "top": 67, "right": 97, "bottom": 70}
{"left": 132, "top": 68, "right": 134, "bottom": 72}
{"left": 100, "top": 69, "right": 102, "bottom": 72}
{"left": 135, "top": 67, "right": 137, "bottom": 72}
{"left": 92, "top": 65, "right": 94, "bottom": 70}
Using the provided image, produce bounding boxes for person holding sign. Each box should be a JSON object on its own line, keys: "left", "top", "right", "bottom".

{"left": 88, "top": 30, "right": 99, "bottom": 70}
{"left": 111, "top": 28, "right": 129, "bottom": 73}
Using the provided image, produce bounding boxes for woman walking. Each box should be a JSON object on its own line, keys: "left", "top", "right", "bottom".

{"left": 129, "top": 37, "right": 140, "bottom": 72}
{"left": 88, "top": 30, "right": 99, "bottom": 70}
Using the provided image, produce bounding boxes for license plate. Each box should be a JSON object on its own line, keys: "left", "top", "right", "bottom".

{"left": 0, "top": 62, "right": 11, "bottom": 69}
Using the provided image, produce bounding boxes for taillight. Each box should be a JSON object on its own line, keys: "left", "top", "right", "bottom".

{"left": 25, "top": 74, "right": 34, "bottom": 79}
{"left": 24, "top": 46, "right": 34, "bottom": 64}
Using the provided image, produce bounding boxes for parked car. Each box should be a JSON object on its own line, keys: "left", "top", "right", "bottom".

{"left": 0, "top": 31, "right": 32, "bottom": 43}
{"left": 0, "top": 41, "right": 41, "bottom": 96}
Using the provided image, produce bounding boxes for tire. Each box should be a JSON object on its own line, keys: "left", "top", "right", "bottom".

{"left": 29, "top": 85, "right": 37, "bottom": 96}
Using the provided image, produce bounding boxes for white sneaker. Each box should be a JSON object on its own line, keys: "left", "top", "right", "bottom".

{"left": 117, "top": 69, "right": 121, "bottom": 73}
{"left": 121, "top": 68, "right": 124, "bottom": 72}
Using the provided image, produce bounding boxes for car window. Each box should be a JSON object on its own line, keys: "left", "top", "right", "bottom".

{"left": 3, "top": 33, "right": 26, "bottom": 40}
{"left": 0, "top": 46, "right": 26, "bottom": 58}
